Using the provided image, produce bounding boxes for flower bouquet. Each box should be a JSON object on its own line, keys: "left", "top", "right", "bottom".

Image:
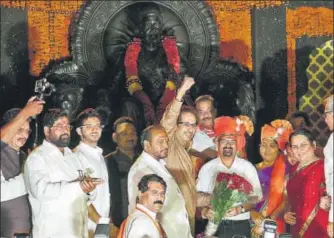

{"left": 197, "top": 172, "right": 252, "bottom": 238}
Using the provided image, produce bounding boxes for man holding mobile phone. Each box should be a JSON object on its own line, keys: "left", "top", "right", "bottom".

{"left": 74, "top": 108, "right": 112, "bottom": 238}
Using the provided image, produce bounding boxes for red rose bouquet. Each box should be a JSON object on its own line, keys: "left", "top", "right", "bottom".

{"left": 198, "top": 172, "right": 253, "bottom": 237}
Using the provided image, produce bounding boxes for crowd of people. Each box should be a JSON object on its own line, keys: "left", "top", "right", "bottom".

{"left": 0, "top": 76, "right": 333, "bottom": 238}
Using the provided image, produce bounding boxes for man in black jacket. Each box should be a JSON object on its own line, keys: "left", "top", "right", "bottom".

{"left": 105, "top": 116, "right": 139, "bottom": 227}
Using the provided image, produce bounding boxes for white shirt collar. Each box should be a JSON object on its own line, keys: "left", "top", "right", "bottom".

{"left": 78, "top": 141, "right": 103, "bottom": 156}
{"left": 141, "top": 151, "right": 167, "bottom": 167}
{"left": 215, "top": 156, "right": 242, "bottom": 170}
{"left": 42, "top": 139, "right": 72, "bottom": 157}
{"left": 136, "top": 204, "right": 157, "bottom": 220}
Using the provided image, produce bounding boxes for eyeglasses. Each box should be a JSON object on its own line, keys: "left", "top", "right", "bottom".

{"left": 178, "top": 122, "right": 197, "bottom": 128}
{"left": 324, "top": 111, "right": 333, "bottom": 117}
{"left": 80, "top": 124, "right": 105, "bottom": 130}
{"left": 17, "top": 128, "right": 32, "bottom": 135}
{"left": 51, "top": 124, "right": 72, "bottom": 130}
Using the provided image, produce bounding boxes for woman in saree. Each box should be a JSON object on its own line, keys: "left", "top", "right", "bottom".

{"left": 250, "top": 120, "right": 293, "bottom": 237}
{"left": 284, "top": 128, "right": 329, "bottom": 238}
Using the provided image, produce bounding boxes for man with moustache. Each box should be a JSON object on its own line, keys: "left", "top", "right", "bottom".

{"left": 191, "top": 95, "right": 217, "bottom": 162}
{"left": 24, "top": 109, "right": 103, "bottom": 238}
{"left": 0, "top": 96, "right": 44, "bottom": 237}
{"left": 128, "top": 125, "right": 192, "bottom": 238}
{"left": 74, "top": 108, "right": 111, "bottom": 238}
{"left": 105, "top": 117, "right": 139, "bottom": 228}
{"left": 196, "top": 116, "right": 262, "bottom": 238}
{"left": 118, "top": 174, "right": 167, "bottom": 238}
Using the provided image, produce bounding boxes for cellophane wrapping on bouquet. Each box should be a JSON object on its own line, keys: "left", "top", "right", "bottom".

{"left": 197, "top": 172, "right": 252, "bottom": 238}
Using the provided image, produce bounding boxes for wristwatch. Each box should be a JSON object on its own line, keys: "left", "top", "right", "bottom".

{"left": 240, "top": 205, "right": 246, "bottom": 213}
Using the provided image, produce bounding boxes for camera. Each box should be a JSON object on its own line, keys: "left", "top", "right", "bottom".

{"left": 34, "top": 77, "right": 56, "bottom": 100}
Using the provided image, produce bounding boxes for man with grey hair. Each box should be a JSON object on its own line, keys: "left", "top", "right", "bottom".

{"left": 323, "top": 94, "right": 333, "bottom": 238}
{"left": 0, "top": 96, "right": 44, "bottom": 237}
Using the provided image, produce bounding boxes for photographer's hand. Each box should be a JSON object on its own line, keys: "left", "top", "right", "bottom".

{"left": 23, "top": 96, "right": 45, "bottom": 118}
{"left": 0, "top": 97, "right": 45, "bottom": 143}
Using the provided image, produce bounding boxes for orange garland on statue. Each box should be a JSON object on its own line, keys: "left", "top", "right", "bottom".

{"left": 206, "top": 1, "right": 285, "bottom": 70}
{"left": 0, "top": 0, "right": 84, "bottom": 76}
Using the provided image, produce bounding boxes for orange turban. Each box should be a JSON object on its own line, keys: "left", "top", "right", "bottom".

{"left": 261, "top": 119, "right": 293, "bottom": 151}
{"left": 214, "top": 116, "right": 253, "bottom": 157}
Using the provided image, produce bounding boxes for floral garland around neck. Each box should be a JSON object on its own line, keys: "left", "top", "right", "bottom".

{"left": 124, "top": 36, "right": 180, "bottom": 94}
{"left": 124, "top": 36, "right": 181, "bottom": 125}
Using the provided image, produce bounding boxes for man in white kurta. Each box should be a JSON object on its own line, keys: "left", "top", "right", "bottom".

{"left": 24, "top": 110, "right": 100, "bottom": 238}
{"left": 128, "top": 125, "right": 192, "bottom": 238}
{"left": 323, "top": 94, "right": 333, "bottom": 238}
{"left": 74, "top": 109, "right": 110, "bottom": 237}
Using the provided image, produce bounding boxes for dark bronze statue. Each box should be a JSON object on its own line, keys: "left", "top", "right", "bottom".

{"left": 104, "top": 3, "right": 193, "bottom": 128}
{"left": 42, "top": 1, "right": 255, "bottom": 135}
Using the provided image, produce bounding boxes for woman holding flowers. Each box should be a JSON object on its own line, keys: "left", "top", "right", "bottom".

{"left": 250, "top": 120, "right": 293, "bottom": 237}
{"left": 284, "top": 129, "right": 329, "bottom": 237}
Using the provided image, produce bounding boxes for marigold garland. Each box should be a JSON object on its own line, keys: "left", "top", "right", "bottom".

{"left": 1, "top": 0, "right": 332, "bottom": 84}
{"left": 1, "top": 0, "right": 84, "bottom": 76}
{"left": 207, "top": 1, "right": 285, "bottom": 12}
{"left": 286, "top": 7, "right": 333, "bottom": 114}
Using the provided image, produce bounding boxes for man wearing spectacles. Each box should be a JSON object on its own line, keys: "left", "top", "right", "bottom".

{"left": 160, "top": 75, "right": 199, "bottom": 235}
{"left": 323, "top": 94, "right": 333, "bottom": 238}
{"left": 0, "top": 96, "right": 44, "bottom": 238}
{"left": 24, "top": 109, "right": 103, "bottom": 238}
{"left": 74, "top": 108, "right": 112, "bottom": 238}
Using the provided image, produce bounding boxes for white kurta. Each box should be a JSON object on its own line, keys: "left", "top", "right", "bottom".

{"left": 24, "top": 140, "right": 95, "bottom": 238}
{"left": 196, "top": 156, "right": 262, "bottom": 220}
{"left": 324, "top": 132, "right": 333, "bottom": 222}
{"left": 191, "top": 129, "right": 216, "bottom": 152}
{"left": 128, "top": 151, "right": 193, "bottom": 238}
{"left": 123, "top": 204, "right": 162, "bottom": 238}
{"left": 74, "top": 142, "right": 110, "bottom": 236}
{"left": 1, "top": 171, "right": 27, "bottom": 202}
